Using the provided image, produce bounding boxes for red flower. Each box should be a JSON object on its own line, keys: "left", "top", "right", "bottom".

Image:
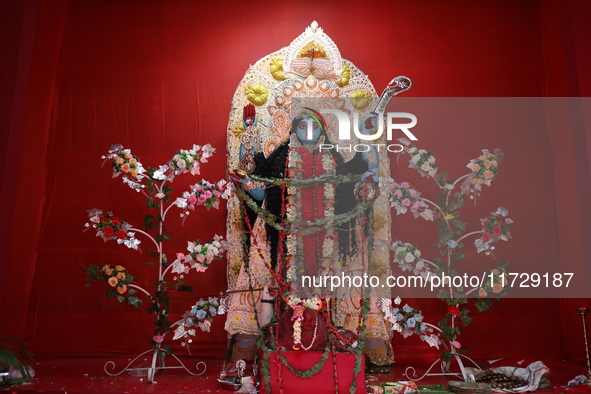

{"left": 482, "top": 220, "right": 490, "bottom": 228}
{"left": 111, "top": 220, "right": 121, "bottom": 228}
{"left": 482, "top": 232, "right": 492, "bottom": 241}
{"left": 111, "top": 216, "right": 119, "bottom": 221}
{"left": 447, "top": 306, "right": 460, "bottom": 316}
{"left": 492, "top": 226, "right": 502, "bottom": 236}
{"left": 116, "top": 229, "right": 126, "bottom": 239}
{"left": 103, "top": 227, "right": 114, "bottom": 237}
{"left": 497, "top": 218, "right": 504, "bottom": 226}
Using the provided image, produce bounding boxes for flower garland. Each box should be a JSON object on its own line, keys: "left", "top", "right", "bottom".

{"left": 277, "top": 345, "right": 331, "bottom": 378}
{"left": 172, "top": 297, "right": 225, "bottom": 345}
{"left": 102, "top": 145, "right": 146, "bottom": 191}
{"left": 85, "top": 209, "right": 141, "bottom": 250}
{"left": 171, "top": 235, "right": 226, "bottom": 274}
{"left": 474, "top": 207, "right": 513, "bottom": 255}
{"left": 286, "top": 296, "right": 323, "bottom": 351}
{"left": 287, "top": 147, "right": 337, "bottom": 275}
{"left": 388, "top": 181, "right": 435, "bottom": 221}
{"left": 249, "top": 172, "right": 363, "bottom": 188}
{"left": 235, "top": 183, "right": 375, "bottom": 235}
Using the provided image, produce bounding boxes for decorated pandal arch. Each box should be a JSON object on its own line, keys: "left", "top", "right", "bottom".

{"left": 224, "top": 20, "right": 412, "bottom": 376}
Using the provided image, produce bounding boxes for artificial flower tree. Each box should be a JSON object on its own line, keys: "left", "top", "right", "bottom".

{"left": 384, "top": 139, "right": 513, "bottom": 380}
{"left": 84, "top": 144, "right": 229, "bottom": 382}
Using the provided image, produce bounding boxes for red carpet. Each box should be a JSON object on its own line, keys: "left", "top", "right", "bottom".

{"left": 1, "top": 356, "right": 588, "bottom": 394}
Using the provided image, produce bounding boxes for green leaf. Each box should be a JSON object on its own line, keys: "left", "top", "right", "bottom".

{"left": 177, "top": 285, "right": 193, "bottom": 292}
{"left": 128, "top": 288, "right": 137, "bottom": 295}
{"left": 461, "top": 315, "right": 472, "bottom": 326}
{"left": 128, "top": 296, "right": 142, "bottom": 308}
{"left": 439, "top": 349, "right": 452, "bottom": 362}
{"left": 106, "top": 289, "right": 117, "bottom": 298}
{"left": 148, "top": 301, "right": 159, "bottom": 315}
{"left": 117, "top": 295, "right": 125, "bottom": 303}
{"left": 475, "top": 299, "right": 493, "bottom": 313}
{"left": 164, "top": 346, "right": 174, "bottom": 355}
{"left": 455, "top": 252, "right": 465, "bottom": 262}
{"left": 498, "top": 260, "right": 509, "bottom": 270}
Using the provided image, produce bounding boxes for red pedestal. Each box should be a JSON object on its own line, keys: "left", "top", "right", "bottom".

{"left": 259, "top": 351, "right": 367, "bottom": 394}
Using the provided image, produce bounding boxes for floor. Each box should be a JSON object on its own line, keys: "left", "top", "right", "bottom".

{"left": 1, "top": 355, "right": 589, "bottom": 394}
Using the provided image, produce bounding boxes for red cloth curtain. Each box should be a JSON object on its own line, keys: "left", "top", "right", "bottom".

{"left": 2, "top": 0, "right": 591, "bottom": 364}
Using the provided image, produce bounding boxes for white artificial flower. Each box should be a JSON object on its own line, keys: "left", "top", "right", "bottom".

{"left": 152, "top": 165, "right": 170, "bottom": 181}
{"left": 175, "top": 197, "right": 188, "bottom": 209}
{"left": 404, "top": 252, "right": 415, "bottom": 263}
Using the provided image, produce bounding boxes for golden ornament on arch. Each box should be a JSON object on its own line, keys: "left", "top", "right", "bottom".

{"left": 337, "top": 64, "right": 350, "bottom": 87}
{"left": 245, "top": 84, "right": 268, "bottom": 106}
{"left": 297, "top": 41, "right": 328, "bottom": 59}
{"left": 270, "top": 58, "right": 285, "bottom": 81}
{"left": 350, "top": 90, "right": 372, "bottom": 110}
{"left": 231, "top": 122, "right": 244, "bottom": 137}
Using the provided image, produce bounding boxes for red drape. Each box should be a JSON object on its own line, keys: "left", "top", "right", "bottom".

{"left": 2, "top": 0, "right": 591, "bottom": 365}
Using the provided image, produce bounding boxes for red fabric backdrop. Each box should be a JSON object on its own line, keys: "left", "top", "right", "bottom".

{"left": 2, "top": 0, "right": 591, "bottom": 366}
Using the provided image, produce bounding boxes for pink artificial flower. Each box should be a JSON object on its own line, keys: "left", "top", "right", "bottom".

{"left": 153, "top": 335, "right": 164, "bottom": 344}
{"left": 204, "top": 190, "right": 212, "bottom": 199}
{"left": 451, "top": 340, "right": 461, "bottom": 349}
{"left": 409, "top": 189, "right": 417, "bottom": 197}
{"left": 198, "top": 194, "right": 207, "bottom": 203}
{"left": 402, "top": 198, "right": 411, "bottom": 207}
{"left": 412, "top": 201, "right": 421, "bottom": 210}
{"left": 188, "top": 194, "right": 197, "bottom": 205}
{"left": 400, "top": 182, "right": 410, "bottom": 188}
{"left": 195, "top": 185, "right": 203, "bottom": 192}
{"left": 395, "top": 190, "right": 403, "bottom": 198}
